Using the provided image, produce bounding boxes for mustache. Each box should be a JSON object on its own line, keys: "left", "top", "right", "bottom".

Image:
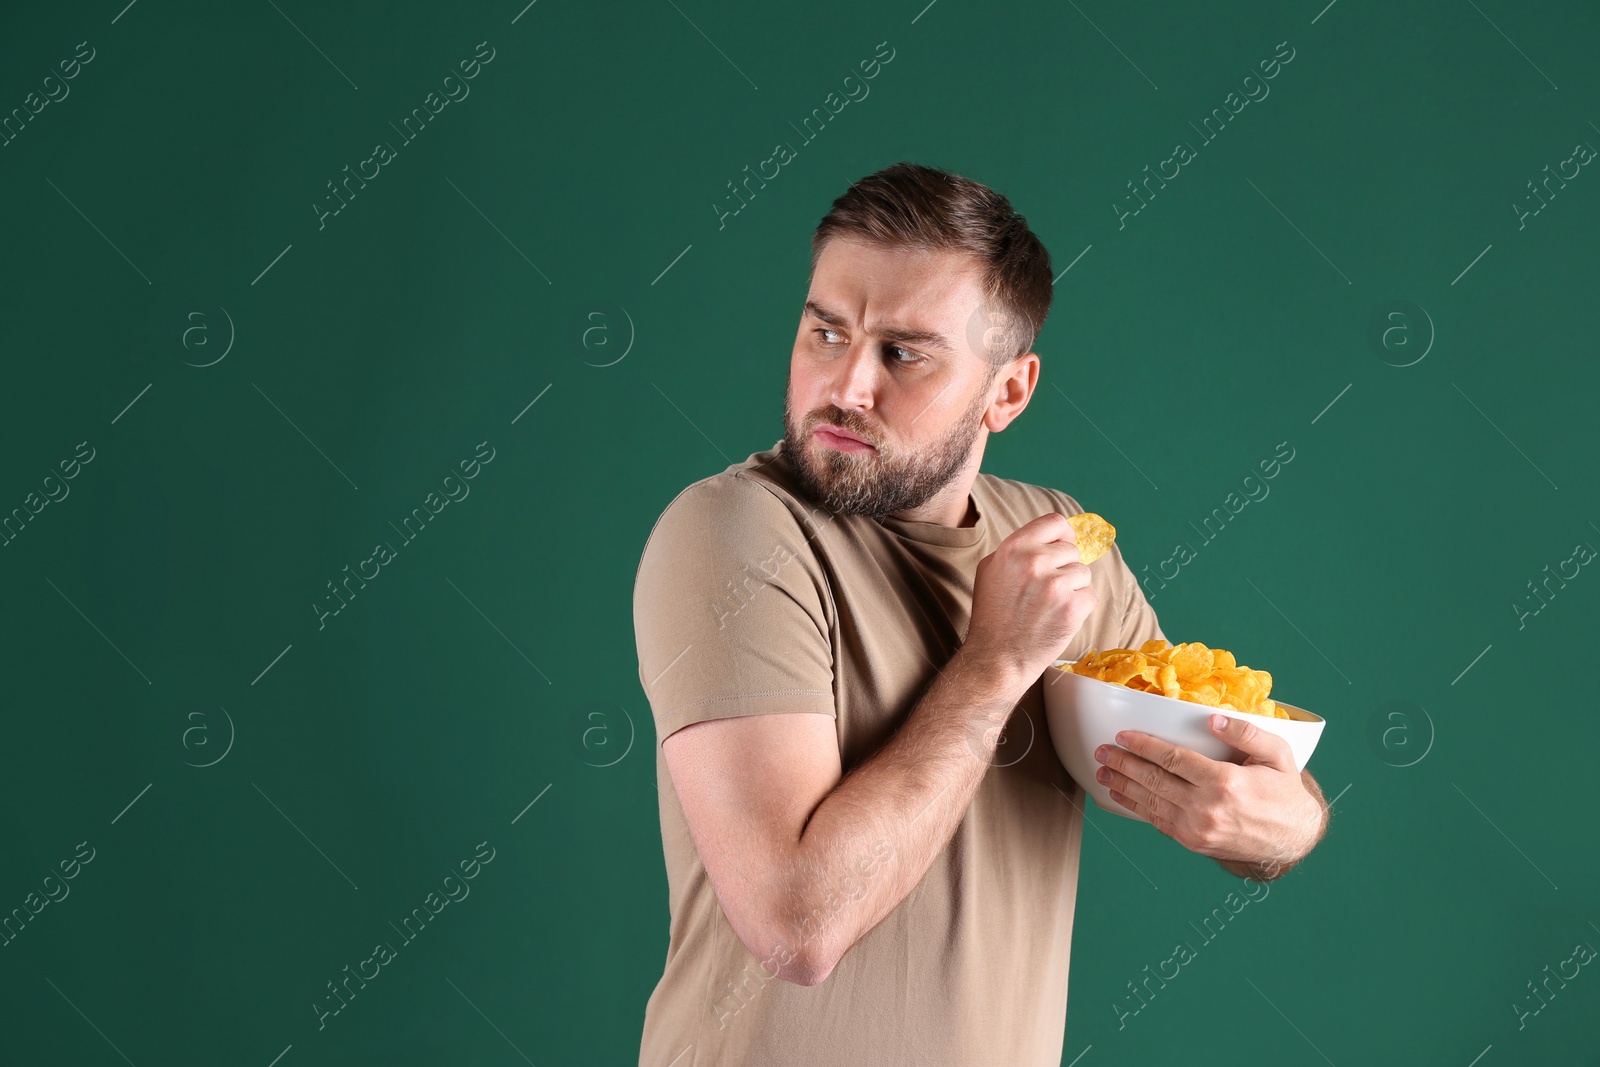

{"left": 809, "top": 411, "right": 881, "bottom": 445}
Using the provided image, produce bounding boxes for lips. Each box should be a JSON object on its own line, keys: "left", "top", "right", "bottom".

{"left": 815, "top": 423, "right": 873, "bottom": 447}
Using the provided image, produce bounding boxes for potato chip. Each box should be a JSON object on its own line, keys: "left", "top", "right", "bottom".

{"left": 1168, "top": 642, "right": 1213, "bottom": 680}
{"left": 1066, "top": 512, "right": 1116, "bottom": 565}
{"left": 1061, "top": 639, "right": 1291, "bottom": 719}
{"left": 1102, "top": 659, "right": 1147, "bottom": 686}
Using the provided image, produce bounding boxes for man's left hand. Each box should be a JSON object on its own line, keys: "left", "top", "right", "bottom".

{"left": 1092, "top": 711, "right": 1327, "bottom": 874}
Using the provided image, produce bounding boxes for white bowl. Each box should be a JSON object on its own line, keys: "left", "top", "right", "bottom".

{"left": 1042, "top": 660, "right": 1327, "bottom": 821}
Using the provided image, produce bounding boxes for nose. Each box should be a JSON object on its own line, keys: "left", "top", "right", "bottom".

{"left": 829, "top": 338, "right": 879, "bottom": 413}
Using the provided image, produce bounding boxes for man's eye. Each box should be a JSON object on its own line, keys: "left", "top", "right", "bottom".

{"left": 813, "top": 329, "right": 922, "bottom": 365}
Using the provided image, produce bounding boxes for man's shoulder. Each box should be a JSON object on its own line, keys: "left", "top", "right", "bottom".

{"left": 636, "top": 453, "right": 820, "bottom": 577}
{"left": 976, "top": 470, "right": 1088, "bottom": 521}
{"left": 647, "top": 462, "right": 807, "bottom": 539}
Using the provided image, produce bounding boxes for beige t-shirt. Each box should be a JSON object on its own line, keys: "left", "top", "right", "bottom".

{"left": 633, "top": 440, "right": 1165, "bottom": 1067}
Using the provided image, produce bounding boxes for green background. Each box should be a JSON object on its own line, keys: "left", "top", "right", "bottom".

{"left": 1, "top": 1, "right": 1596, "bottom": 1064}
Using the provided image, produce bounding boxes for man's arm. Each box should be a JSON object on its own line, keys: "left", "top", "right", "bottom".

{"left": 663, "top": 642, "right": 1030, "bottom": 987}
{"left": 1095, "top": 712, "right": 1331, "bottom": 878}
{"left": 1214, "top": 768, "right": 1329, "bottom": 881}
{"left": 1088, "top": 515, "right": 1324, "bottom": 876}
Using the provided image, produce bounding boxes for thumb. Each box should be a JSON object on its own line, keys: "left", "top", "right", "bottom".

{"left": 1210, "top": 711, "right": 1294, "bottom": 770}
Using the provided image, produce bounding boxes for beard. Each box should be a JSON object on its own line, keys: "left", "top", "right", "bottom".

{"left": 781, "top": 373, "right": 994, "bottom": 521}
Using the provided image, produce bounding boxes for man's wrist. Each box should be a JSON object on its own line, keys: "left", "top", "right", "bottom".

{"left": 1217, "top": 788, "right": 1327, "bottom": 881}
{"left": 951, "top": 642, "right": 1035, "bottom": 705}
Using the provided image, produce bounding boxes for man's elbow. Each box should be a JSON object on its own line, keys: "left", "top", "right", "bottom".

{"left": 778, "top": 949, "right": 836, "bottom": 987}
{"left": 1217, "top": 855, "right": 1290, "bottom": 881}
{"left": 735, "top": 920, "right": 840, "bottom": 987}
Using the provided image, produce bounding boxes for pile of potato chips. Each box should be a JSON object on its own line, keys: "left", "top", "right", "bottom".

{"left": 1059, "top": 639, "right": 1290, "bottom": 719}
{"left": 1049, "top": 516, "right": 1288, "bottom": 718}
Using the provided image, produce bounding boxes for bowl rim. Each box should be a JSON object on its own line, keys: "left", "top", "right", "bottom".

{"left": 1046, "top": 659, "right": 1325, "bottom": 725}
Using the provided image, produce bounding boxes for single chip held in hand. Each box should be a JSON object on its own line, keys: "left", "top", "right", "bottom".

{"left": 1066, "top": 512, "right": 1116, "bottom": 565}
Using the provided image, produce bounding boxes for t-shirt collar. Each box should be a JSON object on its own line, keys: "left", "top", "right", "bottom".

{"left": 877, "top": 490, "right": 987, "bottom": 548}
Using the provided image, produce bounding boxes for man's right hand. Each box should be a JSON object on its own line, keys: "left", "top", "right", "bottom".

{"left": 963, "top": 512, "right": 1100, "bottom": 691}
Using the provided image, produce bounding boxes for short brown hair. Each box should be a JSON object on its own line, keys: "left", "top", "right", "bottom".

{"left": 809, "top": 161, "right": 1053, "bottom": 371}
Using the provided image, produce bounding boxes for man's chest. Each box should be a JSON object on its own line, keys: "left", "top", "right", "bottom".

{"left": 815, "top": 535, "right": 1123, "bottom": 776}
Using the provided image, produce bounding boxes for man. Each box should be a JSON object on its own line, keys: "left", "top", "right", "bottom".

{"left": 632, "top": 161, "right": 1329, "bottom": 1066}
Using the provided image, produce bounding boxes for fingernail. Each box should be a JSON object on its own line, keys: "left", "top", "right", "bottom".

{"left": 1212, "top": 713, "right": 1228, "bottom": 730}
{"left": 1095, "top": 745, "right": 1109, "bottom": 762}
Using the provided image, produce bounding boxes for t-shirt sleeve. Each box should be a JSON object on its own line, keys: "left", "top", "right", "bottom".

{"left": 1111, "top": 542, "right": 1167, "bottom": 649}
{"left": 1044, "top": 488, "right": 1167, "bottom": 651}
{"left": 633, "top": 474, "right": 837, "bottom": 748}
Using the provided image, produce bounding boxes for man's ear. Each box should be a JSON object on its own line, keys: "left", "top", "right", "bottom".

{"left": 984, "top": 353, "right": 1039, "bottom": 432}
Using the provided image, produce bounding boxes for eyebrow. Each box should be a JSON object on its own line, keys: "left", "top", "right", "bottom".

{"left": 804, "top": 300, "right": 953, "bottom": 354}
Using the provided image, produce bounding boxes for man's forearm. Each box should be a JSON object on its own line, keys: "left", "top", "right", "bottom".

{"left": 774, "top": 645, "right": 1029, "bottom": 984}
{"left": 1216, "top": 769, "right": 1329, "bottom": 881}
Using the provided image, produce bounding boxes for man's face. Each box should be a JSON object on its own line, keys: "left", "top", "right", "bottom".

{"left": 783, "top": 236, "right": 1003, "bottom": 521}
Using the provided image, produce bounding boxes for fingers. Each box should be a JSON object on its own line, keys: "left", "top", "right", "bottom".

{"left": 1047, "top": 511, "right": 1078, "bottom": 546}
{"left": 1009, "top": 534, "right": 1087, "bottom": 576}
{"left": 1095, "top": 746, "right": 1228, "bottom": 851}
{"left": 1060, "top": 584, "right": 1099, "bottom": 634}
{"left": 1113, "top": 730, "right": 1225, "bottom": 788}
{"left": 1043, "top": 512, "right": 1086, "bottom": 555}
{"left": 1095, "top": 740, "right": 1193, "bottom": 805}
{"left": 1095, "top": 759, "right": 1177, "bottom": 828}
{"left": 1009, "top": 514, "right": 1098, "bottom": 572}
{"left": 1208, "top": 712, "right": 1295, "bottom": 770}
{"left": 1015, "top": 511, "right": 1077, "bottom": 547}
{"left": 1042, "top": 544, "right": 1088, "bottom": 575}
